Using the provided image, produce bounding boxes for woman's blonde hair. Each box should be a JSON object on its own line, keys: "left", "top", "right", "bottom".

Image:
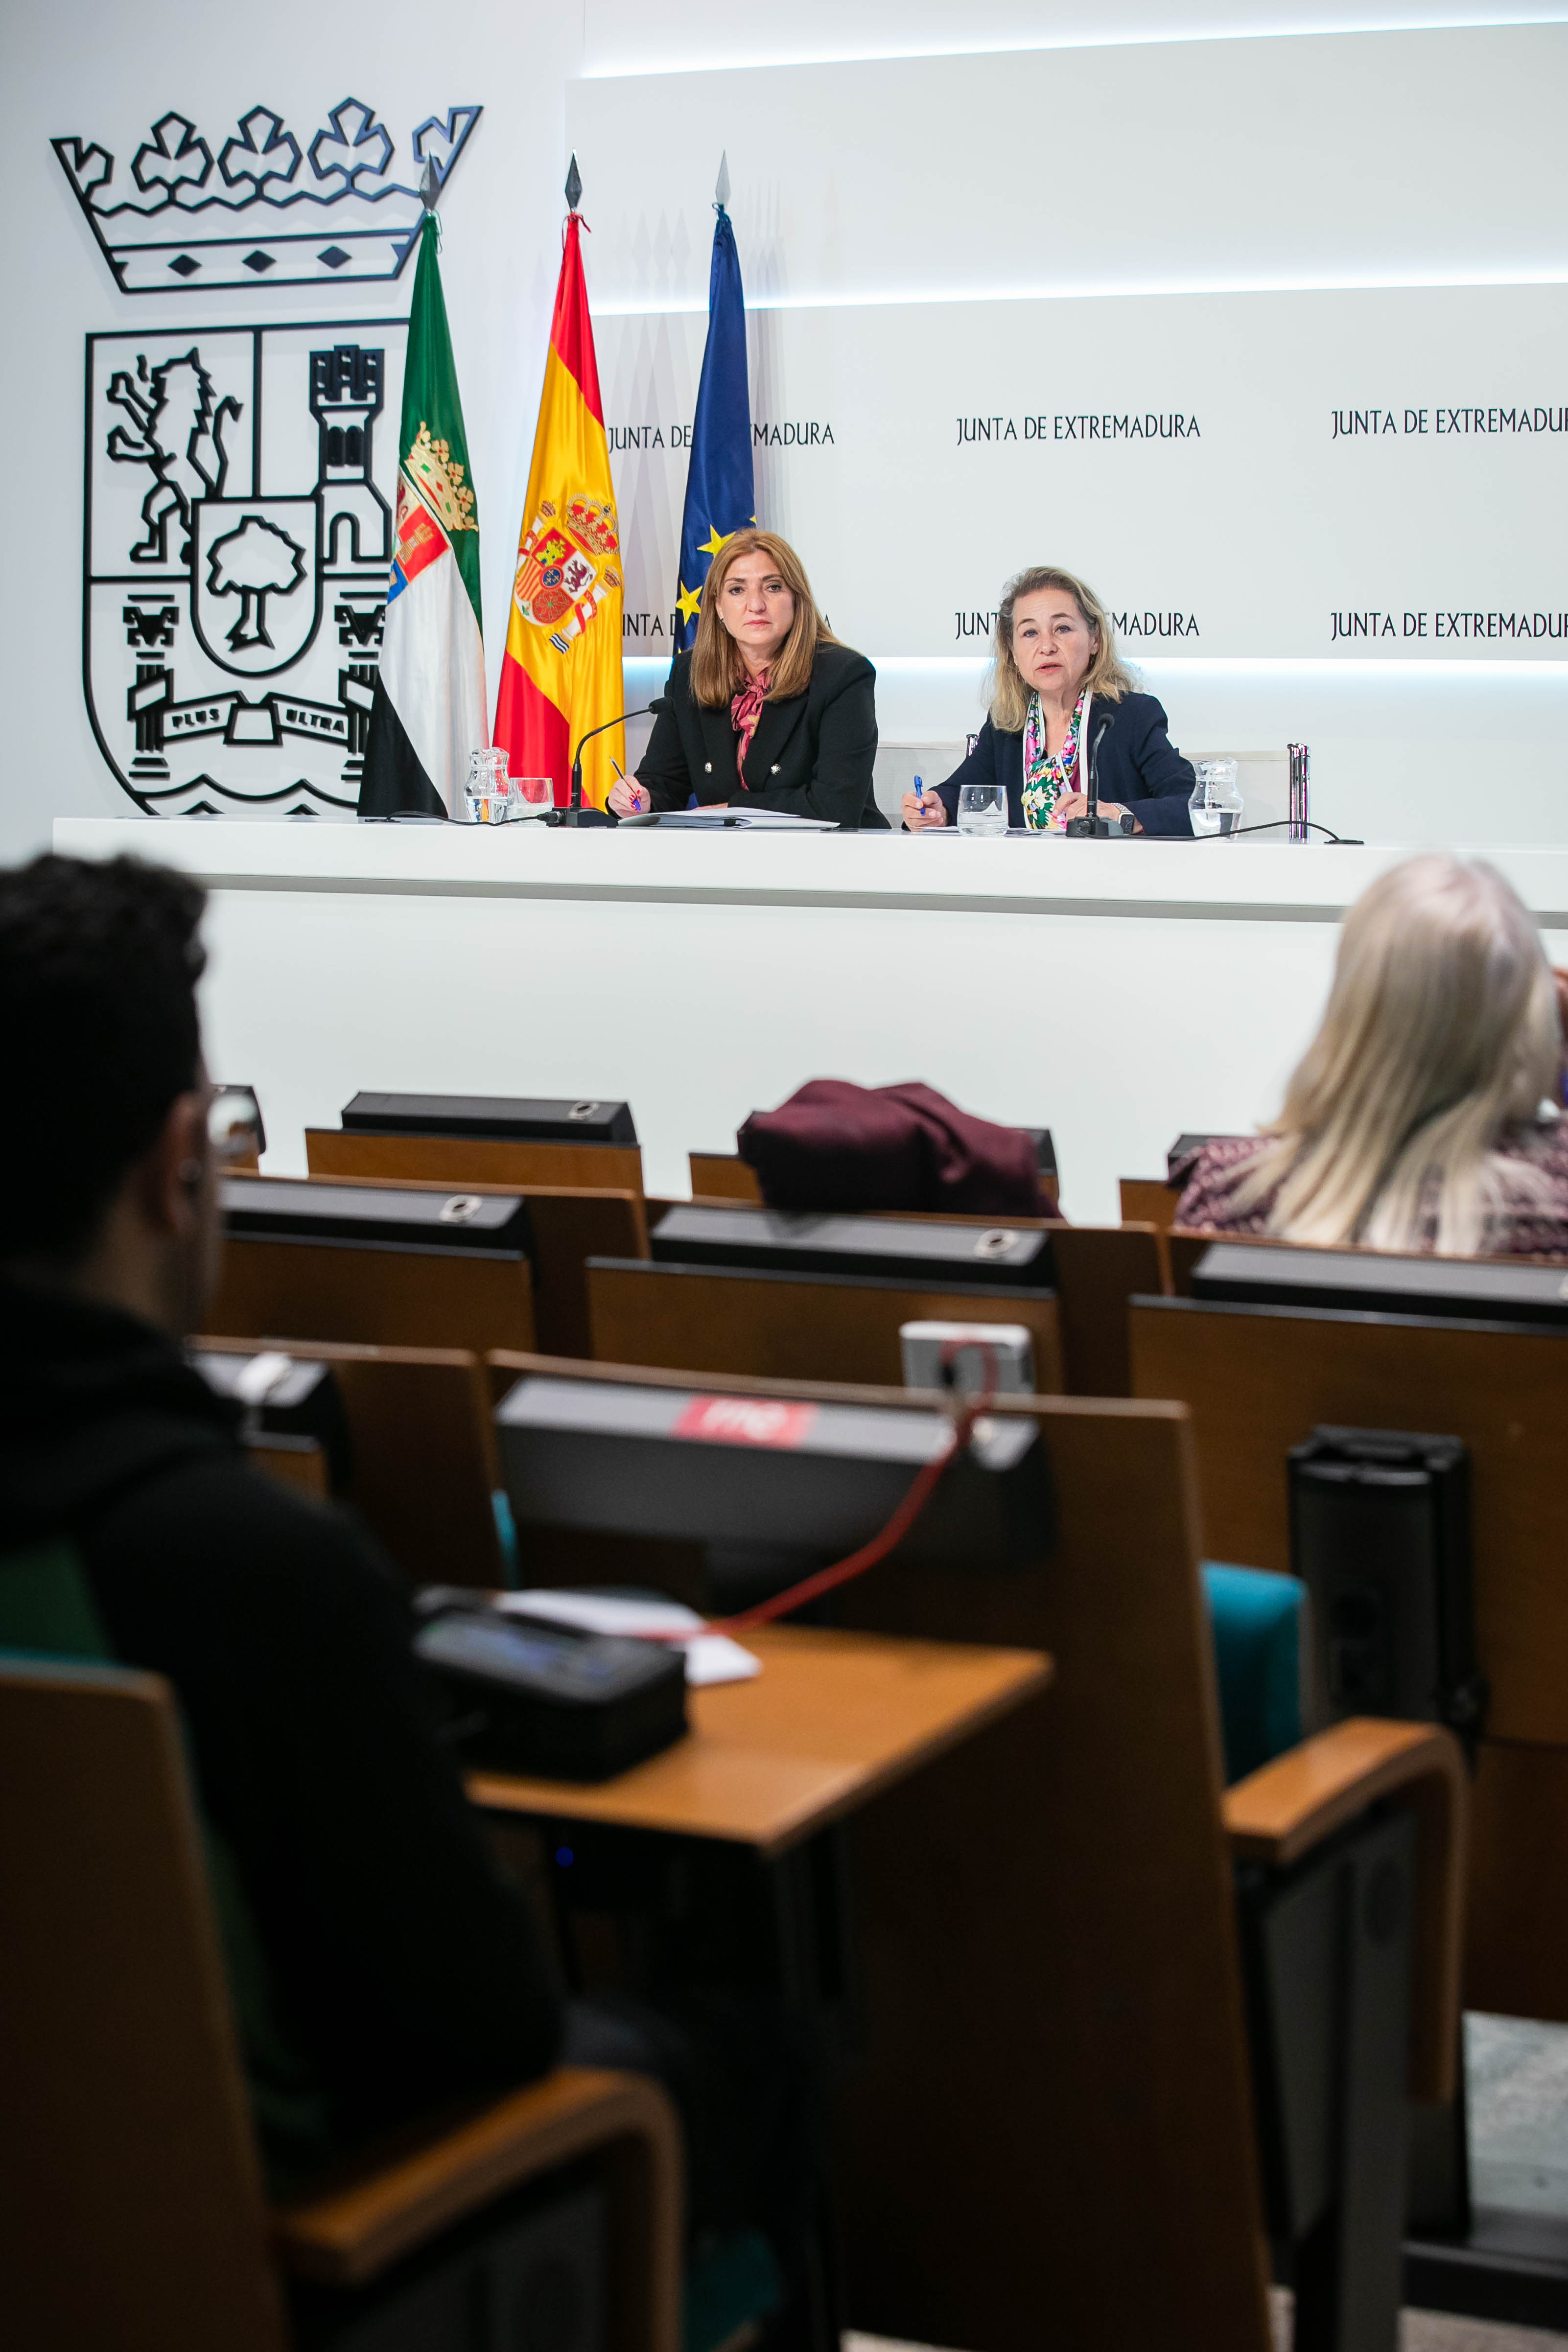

{"left": 987, "top": 566, "right": 1135, "bottom": 731}
{"left": 1231, "top": 855, "right": 1561, "bottom": 1255}
{"left": 688, "top": 530, "right": 839, "bottom": 706}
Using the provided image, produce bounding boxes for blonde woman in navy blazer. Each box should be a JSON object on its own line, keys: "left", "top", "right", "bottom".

{"left": 904, "top": 567, "right": 1195, "bottom": 837}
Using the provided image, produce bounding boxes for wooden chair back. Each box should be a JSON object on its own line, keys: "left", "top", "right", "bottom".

{"left": 0, "top": 1657, "right": 287, "bottom": 2352}
{"left": 484, "top": 1357, "right": 1272, "bottom": 2350}
{"left": 1120, "top": 1176, "right": 1180, "bottom": 1230}
{"left": 687, "top": 1152, "right": 762, "bottom": 1202}
{"left": 196, "top": 1337, "right": 503, "bottom": 1588}
{"left": 211, "top": 1233, "right": 533, "bottom": 1359}
{"left": 258, "top": 1169, "right": 644, "bottom": 1358}
{"left": 1049, "top": 1222, "right": 1169, "bottom": 1394}
{"left": 586, "top": 1258, "right": 1065, "bottom": 1392}
{"left": 625, "top": 1213, "right": 1162, "bottom": 1398}
{"left": 307, "top": 1125, "right": 645, "bottom": 1200}
{"left": 1129, "top": 1292, "right": 1568, "bottom": 2021}
{"left": 831, "top": 1389, "right": 1269, "bottom": 2350}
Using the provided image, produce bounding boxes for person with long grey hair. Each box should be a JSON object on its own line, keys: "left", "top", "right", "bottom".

{"left": 902, "top": 566, "right": 1195, "bottom": 835}
{"left": 1174, "top": 855, "right": 1568, "bottom": 1257}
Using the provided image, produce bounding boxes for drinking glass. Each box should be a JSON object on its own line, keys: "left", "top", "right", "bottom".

{"left": 957, "top": 781, "right": 1008, "bottom": 836}
{"left": 1189, "top": 758, "right": 1243, "bottom": 838}
{"left": 466, "top": 746, "right": 514, "bottom": 825}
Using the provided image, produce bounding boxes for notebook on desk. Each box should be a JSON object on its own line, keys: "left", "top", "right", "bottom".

{"left": 635, "top": 809, "right": 840, "bottom": 831}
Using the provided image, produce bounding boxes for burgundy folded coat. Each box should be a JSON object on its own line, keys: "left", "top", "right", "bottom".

{"left": 737, "top": 1079, "right": 1047, "bottom": 1218}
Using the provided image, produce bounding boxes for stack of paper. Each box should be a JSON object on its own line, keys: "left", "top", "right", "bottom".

{"left": 647, "top": 808, "right": 839, "bottom": 831}
{"left": 497, "top": 1589, "right": 761, "bottom": 1687}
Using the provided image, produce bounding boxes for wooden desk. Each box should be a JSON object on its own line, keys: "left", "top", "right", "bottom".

{"left": 468, "top": 1624, "right": 1051, "bottom": 1858}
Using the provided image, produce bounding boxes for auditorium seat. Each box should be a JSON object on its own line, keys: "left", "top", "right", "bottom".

{"left": 211, "top": 1183, "right": 536, "bottom": 1359}
{"left": 306, "top": 1123, "right": 647, "bottom": 1201}
{"left": 281, "top": 1166, "right": 650, "bottom": 1357}
{"left": 1118, "top": 1175, "right": 1180, "bottom": 1230}
{"left": 826, "top": 1387, "right": 1463, "bottom": 2351}
{"left": 482, "top": 1364, "right": 1476, "bottom": 2352}
{"left": 0, "top": 1653, "right": 680, "bottom": 2352}
{"left": 1048, "top": 1221, "right": 1168, "bottom": 1393}
{"left": 193, "top": 1336, "right": 505, "bottom": 1589}
{"left": 585, "top": 1255, "right": 1067, "bottom": 1391}
{"left": 478, "top": 1354, "right": 1465, "bottom": 2351}
{"left": 586, "top": 1214, "right": 1168, "bottom": 1398}
{"left": 687, "top": 1151, "right": 764, "bottom": 1203}
{"left": 1128, "top": 1286, "right": 1568, "bottom": 2030}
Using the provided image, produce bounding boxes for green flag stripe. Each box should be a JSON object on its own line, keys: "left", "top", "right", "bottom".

{"left": 399, "top": 213, "right": 482, "bottom": 629}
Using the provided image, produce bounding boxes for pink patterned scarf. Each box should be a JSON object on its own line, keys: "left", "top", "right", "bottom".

{"left": 730, "top": 670, "right": 770, "bottom": 783}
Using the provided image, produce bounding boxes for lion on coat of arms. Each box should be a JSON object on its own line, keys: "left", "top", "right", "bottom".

{"left": 513, "top": 495, "right": 621, "bottom": 645}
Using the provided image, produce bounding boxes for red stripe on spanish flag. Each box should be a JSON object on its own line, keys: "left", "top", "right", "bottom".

{"left": 492, "top": 216, "right": 623, "bottom": 811}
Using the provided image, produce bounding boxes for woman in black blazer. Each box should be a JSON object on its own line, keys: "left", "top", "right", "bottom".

{"left": 903, "top": 567, "right": 1194, "bottom": 838}
{"left": 615, "top": 530, "right": 886, "bottom": 830}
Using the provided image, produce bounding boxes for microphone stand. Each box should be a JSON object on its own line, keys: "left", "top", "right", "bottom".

{"left": 554, "top": 699, "right": 667, "bottom": 826}
{"left": 1065, "top": 716, "right": 1124, "bottom": 838}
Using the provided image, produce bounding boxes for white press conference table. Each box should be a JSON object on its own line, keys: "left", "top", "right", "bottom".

{"left": 54, "top": 818, "right": 1568, "bottom": 1227}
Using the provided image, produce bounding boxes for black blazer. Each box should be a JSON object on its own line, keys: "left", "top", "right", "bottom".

{"left": 636, "top": 643, "right": 888, "bottom": 830}
{"left": 932, "top": 692, "right": 1196, "bottom": 837}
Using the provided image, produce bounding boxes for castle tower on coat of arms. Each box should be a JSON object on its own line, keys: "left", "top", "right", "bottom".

{"left": 310, "top": 345, "right": 391, "bottom": 572}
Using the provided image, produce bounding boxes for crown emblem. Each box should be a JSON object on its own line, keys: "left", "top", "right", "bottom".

{"left": 53, "top": 98, "right": 481, "bottom": 294}
{"left": 405, "top": 422, "right": 477, "bottom": 536}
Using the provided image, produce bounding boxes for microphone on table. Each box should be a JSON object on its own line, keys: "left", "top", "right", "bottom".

{"left": 555, "top": 699, "right": 668, "bottom": 826}
{"left": 1066, "top": 716, "right": 1131, "bottom": 838}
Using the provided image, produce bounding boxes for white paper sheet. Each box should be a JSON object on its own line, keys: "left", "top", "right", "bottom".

{"left": 497, "top": 1590, "right": 762, "bottom": 1687}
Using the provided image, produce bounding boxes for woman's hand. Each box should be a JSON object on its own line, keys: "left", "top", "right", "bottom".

{"left": 607, "top": 778, "right": 648, "bottom": 818}
{"left": 902, "top": 788, "right": 948, "bottom": 832}
{"left": 1052, "top": 794, "right": 1141, "bottom": 833}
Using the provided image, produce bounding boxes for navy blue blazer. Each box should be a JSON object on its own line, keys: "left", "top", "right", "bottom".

{"left": 932, "top": 692, "right": 1195, "bottom": 837}
{"left": 636, "top": 644, "right": 887, "bottom": 830}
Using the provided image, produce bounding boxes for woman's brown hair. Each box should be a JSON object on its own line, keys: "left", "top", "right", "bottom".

{"left": 988, "top": 566, "right": 1134, "bottom": 730}
{"left": 688, "top": 530, "right": 839, "bottom": 706}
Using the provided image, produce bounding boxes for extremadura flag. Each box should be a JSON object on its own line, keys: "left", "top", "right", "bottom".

{"left": 359, "top": 211, "right": 488, "bottom": 819}
{"left": 492, "top": 210, "right": 624, "bottom": 812}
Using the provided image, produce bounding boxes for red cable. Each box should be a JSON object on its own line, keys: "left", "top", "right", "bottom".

{"left": 707, "top": 1340, "right": 999, "bottom": 1637}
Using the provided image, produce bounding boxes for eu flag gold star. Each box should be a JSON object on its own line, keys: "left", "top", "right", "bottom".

{"left": 676, "top": 580, "right": 702, "bottom": 624}
{"left": 698, "top": 527, "right": 733, "bottom": 559}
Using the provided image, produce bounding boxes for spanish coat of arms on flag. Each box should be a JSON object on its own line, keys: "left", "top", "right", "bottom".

{"left": 492, "top": 210, "right": 624, "bottom": 811}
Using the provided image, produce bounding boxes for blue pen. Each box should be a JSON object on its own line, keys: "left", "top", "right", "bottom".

{"left": 913, "top": 772, "right": 925, "bottom": 820}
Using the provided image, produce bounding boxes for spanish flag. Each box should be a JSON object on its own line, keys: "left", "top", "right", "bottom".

{"left": 492, "top": 206, "right": 623, "bottom": 810}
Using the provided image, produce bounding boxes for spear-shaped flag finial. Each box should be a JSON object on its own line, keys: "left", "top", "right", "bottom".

{"left": 714, "top": 151, "right": 731, "bottom": 211}
{"left": 420, "top": 157, "right": 440, "bottom": 210}
{"left": 565, "top": 152, "right": 582, "bottom": 211}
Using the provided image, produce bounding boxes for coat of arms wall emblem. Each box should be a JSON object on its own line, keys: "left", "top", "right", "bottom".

{"left": 86, "top": 319, "right": 406, "bottom": 815}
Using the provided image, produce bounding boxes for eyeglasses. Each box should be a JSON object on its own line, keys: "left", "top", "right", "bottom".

{"left": 208, "top": 1085, "right": 266, "bottom": 1170}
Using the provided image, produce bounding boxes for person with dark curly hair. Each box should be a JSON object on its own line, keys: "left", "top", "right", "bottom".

{"left": 0, "top": 853, "right": 563, "bottom": 2186}
{"left": 0, "top": 856, "right": 817, "bottom": 2332}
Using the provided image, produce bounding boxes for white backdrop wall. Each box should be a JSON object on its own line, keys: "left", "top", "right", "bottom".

{"left": 572, "top": 22, "right": 1568, "bottom": 846}
{"left": 3, "top": 1, "right": 1567, "bottom": 861}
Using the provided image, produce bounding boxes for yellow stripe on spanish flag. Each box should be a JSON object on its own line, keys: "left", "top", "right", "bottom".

{"left": 492, "top": 214, "right": 623, "bottom": 811}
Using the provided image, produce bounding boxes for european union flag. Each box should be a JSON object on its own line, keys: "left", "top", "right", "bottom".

{"left": 674, "top": 185, "right": 754, "bottom": 652}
